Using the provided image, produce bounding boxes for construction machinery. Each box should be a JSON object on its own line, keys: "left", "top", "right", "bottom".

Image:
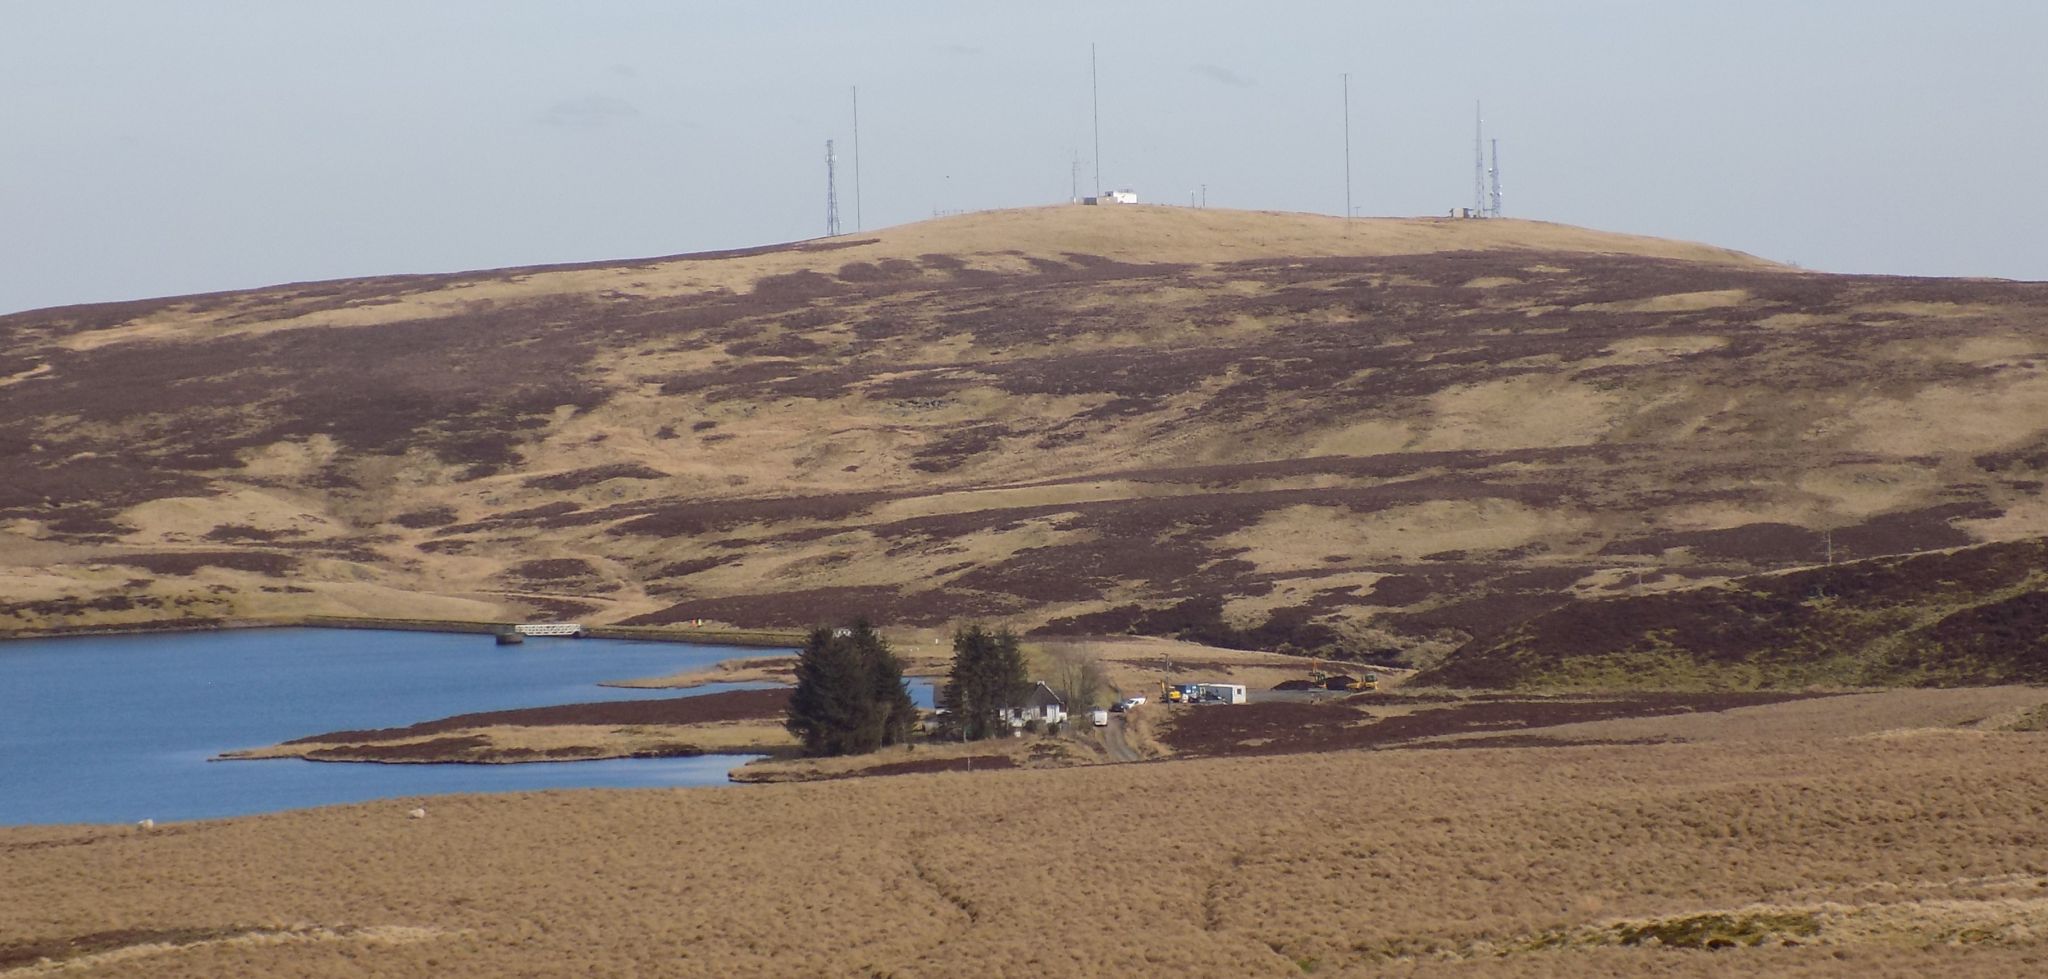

{"left": 1324, "top": 672, "right": 1379, "bottom": 692}
{"left": 1308, "top": 658, "right": 1380, "bottom": 692}
{"left": 1160, "top": 680, "right": 1205, "bottom": 704}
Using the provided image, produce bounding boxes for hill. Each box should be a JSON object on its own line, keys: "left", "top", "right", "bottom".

{"left": 1416, "top": 537, "right": 2048, "bottom": 689}
{"left": 3, "top": 205, "right": 2046, "bottom": 661}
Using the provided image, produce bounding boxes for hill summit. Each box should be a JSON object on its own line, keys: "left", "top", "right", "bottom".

{"left": 3, "top": 205, "right": 2046, "bottom": 670}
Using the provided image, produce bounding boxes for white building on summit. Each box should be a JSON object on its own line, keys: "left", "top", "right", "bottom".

{"left": 1083, "top": 189, "right": 1138, "bottom": 205}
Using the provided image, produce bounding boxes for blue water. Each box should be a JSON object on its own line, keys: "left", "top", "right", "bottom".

{"left": 0, "top": 628, "right": 795, "bottom": 826}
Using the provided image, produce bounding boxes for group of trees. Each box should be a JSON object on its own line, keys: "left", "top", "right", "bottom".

{"left": 941, "top": 625, "right": 1030, "bottom": 741}
{"left": 784, "top": 619, "right": 1112, "bottom": 756}
{"left": 782, "top": 621, "right": 918, "bottom": 757}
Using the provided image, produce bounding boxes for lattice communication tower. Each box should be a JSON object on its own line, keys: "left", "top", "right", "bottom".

{"left": 825, "top": 139, "right": 841, "bottom": 237}
{"left": 1488, "top": 138, "right": 1502, "bottom": 218}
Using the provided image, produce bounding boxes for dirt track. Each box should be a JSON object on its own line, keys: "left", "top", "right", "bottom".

{"left": 1102, "top": 714, "right": 1142, "bottom": 762}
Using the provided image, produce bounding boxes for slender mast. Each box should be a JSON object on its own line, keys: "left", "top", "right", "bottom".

{"left": 1488, "top": 137, "right": 1501, "bottom": 218}
{"left": 1342, "top": 73, "right": 1352, "bottom": 219}
{"left": 1473, "top": 101, "right": 1486, "bottom": 215}
{"left": 1091, "top": 43, "right": 1101, "bottom": 197}
{"left": 824, "top": 140, "right": 840, "bottom": 237}
{"left": 851, "top": 86, "right": 862, "bottom": 232}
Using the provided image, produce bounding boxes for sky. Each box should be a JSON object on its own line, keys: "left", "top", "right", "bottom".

{"left": 3, "top": 0, "right": 2044, "bottom": 315}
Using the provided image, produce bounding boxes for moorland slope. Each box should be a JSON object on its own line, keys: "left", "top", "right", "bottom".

{"left": 1419, "top": 536, "right": 2048, "bottom": 689}
{"left": 4, "top": 205, "right": 2046, "bottom": 665}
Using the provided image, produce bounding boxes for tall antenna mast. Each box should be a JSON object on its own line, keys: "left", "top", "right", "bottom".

{"left": 1488, "top": 137, "right": 1502, "bottom": 218}
{"left": 851, "top": 86, "right": 862, "bottom": 232}
{"left": 1473, "top": 101, "right": 1486, "bottom": 216}
{"left": 1091, "top": 43, "right": 1101, "bottom": 197}
{"left": 1342, "top": 73, "right": 1352, "bottom": 219}
{"left": 824, "top": 139, "right": 841, "bottom": 237}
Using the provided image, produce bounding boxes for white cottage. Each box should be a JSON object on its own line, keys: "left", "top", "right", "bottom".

{"left": 1001, "top": 681, "right": 1068, "bottom": 729}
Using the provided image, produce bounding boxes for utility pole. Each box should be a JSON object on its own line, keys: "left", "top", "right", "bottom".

{"left": 824, "top": 139, "right": 840, "bottom": 237}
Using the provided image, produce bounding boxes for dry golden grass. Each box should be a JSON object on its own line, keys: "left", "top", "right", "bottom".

{"left": 1080, "top": 635, "right": 1361, "bottom": 695}
{"left": 605, "top": 655, "right": 799, "bottom": 690}
{"left": 5, "top": 697, "right": 2047, "bottom": 977}
{"left": 731, "top": 730, "right": 1087, "bottom": 782}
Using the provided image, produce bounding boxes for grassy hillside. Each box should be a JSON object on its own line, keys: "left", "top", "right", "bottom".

{"left": 4, "top": 205, "right": 2047, "bottom": 660}
{"left": 1417, "top": 537, "right": 2048, "bottom": 689}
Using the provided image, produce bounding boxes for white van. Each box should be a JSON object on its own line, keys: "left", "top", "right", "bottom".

{"left": 1091, "top": 709, "right": 1110, "bottom": 727}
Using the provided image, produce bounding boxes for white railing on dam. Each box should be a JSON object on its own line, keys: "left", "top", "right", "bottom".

{"left": 513, "top": 622, "right": 585, "bottom": 637}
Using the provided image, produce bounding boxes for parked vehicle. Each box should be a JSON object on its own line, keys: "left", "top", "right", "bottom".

{"left": 1091, "top": 709, "right": 1110, "bottom": 727}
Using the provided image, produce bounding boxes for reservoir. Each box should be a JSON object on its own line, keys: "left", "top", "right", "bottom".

{"left": 0, "top": 628, "right": 795, "bottom": 826}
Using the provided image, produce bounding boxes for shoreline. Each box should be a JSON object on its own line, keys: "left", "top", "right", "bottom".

{"left": 216, "top": 688, "right": 803, "bottom": 766}
{"left": 0, "top": 614, "right": 805, "bottom": 650}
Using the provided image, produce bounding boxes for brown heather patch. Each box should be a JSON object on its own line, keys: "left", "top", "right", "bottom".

{"left": 199, "top": 523, "right": 305, "bottom": 543}
{"left": 108, "top": 551, "right": 297, "bottom": 577}
{"left": 273, "top": 688, "right": 789, "bottom": 747}
{"left": 1157, "top": 691, "right": 1822, "bottom": 757}
{"left": 389, "top": 506, "right": 458, "bottom": 529}
{"left": 1423, "top": 537, "right": 2048, "bottom": 689}
{"left": 501, "top": 558, "right": 604, "bottom": 583}
{"left": 519, "top": 463, "right": 667, "bottom": 491}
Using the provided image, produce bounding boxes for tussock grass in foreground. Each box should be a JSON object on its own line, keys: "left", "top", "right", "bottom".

{"left": 6, "top": 703, "right": 2048, "bottom": 977}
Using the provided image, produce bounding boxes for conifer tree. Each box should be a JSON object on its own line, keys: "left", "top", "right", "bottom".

{"left": 853, "top": 621, "right": 919, "bottom": 748}
{"left": 785, "top": 620, "right": 918, "bottom": 756}
{"left": 944, "top": 624, "right": 1030, "bottom": 741}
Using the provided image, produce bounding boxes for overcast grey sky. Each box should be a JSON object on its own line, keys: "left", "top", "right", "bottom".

{"left": 3, "top": 1, "right": 2043, "bottom": 314}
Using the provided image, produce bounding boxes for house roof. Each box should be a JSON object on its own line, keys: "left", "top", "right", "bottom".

{"left": 1021, "top": 681, "right": 1064, "bottom": 708}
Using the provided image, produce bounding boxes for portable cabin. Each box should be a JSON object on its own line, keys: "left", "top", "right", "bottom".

{"left": 1196, "top": 683, "right": 1247, "bottom": 705}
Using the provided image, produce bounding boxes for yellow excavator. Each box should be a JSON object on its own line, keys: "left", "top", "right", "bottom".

{"left": 1160, "top": 679, "right": 1205, "bottom": 704}
{"left": 1310, "top": 659, "right": 1379, "bottom": 692}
